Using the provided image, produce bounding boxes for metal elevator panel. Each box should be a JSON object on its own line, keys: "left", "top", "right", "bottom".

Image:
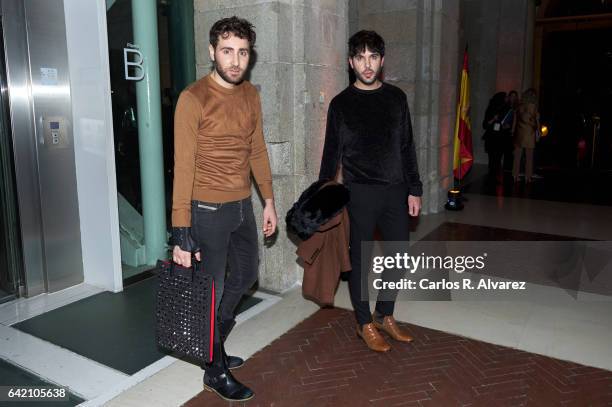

{"left": 1, "top": 0, "right": 83, "bottom": 295}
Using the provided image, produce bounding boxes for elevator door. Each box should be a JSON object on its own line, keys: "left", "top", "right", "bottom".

{"left": 0, "top": 19, "right": 23, "bottom": 303}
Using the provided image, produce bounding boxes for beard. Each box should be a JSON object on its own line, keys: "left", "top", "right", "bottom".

{"left": 353, "top": 65, "right": 382, "bottom": 86}
{"left": 214, "top": 61, "right": 246, "bottom": 85}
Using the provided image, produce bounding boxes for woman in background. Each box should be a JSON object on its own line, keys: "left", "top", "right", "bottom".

{"left": 512, "top": 88, "right": 539, "bottom": 183}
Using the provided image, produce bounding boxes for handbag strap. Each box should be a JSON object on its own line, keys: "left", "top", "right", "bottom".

{"left": 169, "top": 256, "right": 201, "bottom": 281}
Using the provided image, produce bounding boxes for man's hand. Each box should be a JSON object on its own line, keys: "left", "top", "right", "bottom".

{"left": 408, "top": 195, "right": 421, "bottom": 217}
{"left": 262, "top": 198, "right": 277, "bottom": 238}
{"left": 172, "top": 246, "right": 201, "bottom": 268}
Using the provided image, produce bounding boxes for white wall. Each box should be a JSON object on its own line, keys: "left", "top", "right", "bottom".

{"left": 64, "top": 0, "right": 122, "bottom": 292}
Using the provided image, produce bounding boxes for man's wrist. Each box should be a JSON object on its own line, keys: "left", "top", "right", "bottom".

{"left": 170, "top": 227, "right": 199, "bottom": 252}
{"left": 264, "top": 198, "right": 275, "bottom": 208}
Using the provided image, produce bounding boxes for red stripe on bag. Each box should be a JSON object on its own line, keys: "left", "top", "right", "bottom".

{"left": 209, "top": 280, "right": 215, "bottom": 361}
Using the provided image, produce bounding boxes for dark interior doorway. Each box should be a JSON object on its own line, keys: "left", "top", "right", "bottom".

{"left": 539, "top": 27, "right": 612, "bottom": 171}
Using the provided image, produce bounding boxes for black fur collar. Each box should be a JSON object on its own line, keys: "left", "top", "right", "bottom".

{"left": 286, "top": 180, "right": 349, "bottom": 240}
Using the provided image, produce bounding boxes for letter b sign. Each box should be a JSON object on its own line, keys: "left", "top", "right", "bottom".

{"left": 124, "top": 48, "right": 144, "bottom": 81}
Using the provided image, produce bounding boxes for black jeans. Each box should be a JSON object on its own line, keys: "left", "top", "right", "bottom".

{"left": 487, "top": 134, "right": 513, "bottom": 176}
{"left": 191, "top": 197, "right": 259, "bottom": 375}
{"left": 347, "top": 183, "right": 411, "bottom": 326}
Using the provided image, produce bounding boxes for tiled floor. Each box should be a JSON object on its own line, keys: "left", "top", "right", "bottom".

{"left": 108, "top": 276, "right": 612, "bottom": 406}
{"left": 2, "top": 165, "right": 611, "bottom": 406}
{"left": 185, "top": 308, "right": 612, "bottom": 406}
{"left": 0, "top": 358, "right": 84, "bottom": 406}
{"left": 105, "top": 181, "right": 612, "bottom": 406}
{"left": 421, "top": 221, "right": 587, "bottom": 241}
{"left": 0, "top": 287, "right": 15, "bottom": 304}
{"left": 463, "top": 167, "right": 612, "bottom": 206}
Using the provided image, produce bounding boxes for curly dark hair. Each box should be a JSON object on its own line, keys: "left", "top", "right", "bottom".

{"left": 348, "top": 30, "right": 385, "bottom": 58}
{"left": 209, "top": 16, "right": 256, "bottom": 50}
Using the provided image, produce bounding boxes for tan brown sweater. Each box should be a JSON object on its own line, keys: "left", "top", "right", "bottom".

{"left": 172, "top": 74, "right": 273, "bottom": 227}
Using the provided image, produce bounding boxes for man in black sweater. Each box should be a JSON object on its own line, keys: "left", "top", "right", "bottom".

{"left": 319, "top": 30, "right": 422, "bottom": 352}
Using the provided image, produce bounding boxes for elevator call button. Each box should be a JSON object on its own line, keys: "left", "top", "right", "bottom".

{"left": 42, "top": 116, "right": 68, "bottom": 149}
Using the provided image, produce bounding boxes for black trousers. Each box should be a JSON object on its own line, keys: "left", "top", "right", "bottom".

{"left": 487, "top": 134, "right": 513, "bottom": 175}
{"left": 346, "top": 183, "right": 411, "bottom": 326}
{"left": 191, "top": 197, "right": 259, "bottom": 376}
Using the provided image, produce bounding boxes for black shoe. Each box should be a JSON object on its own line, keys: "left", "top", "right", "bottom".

{"left": 227, "top": 354, "right": 244, "bottom": 370}
{"left": 203, "top": 371, "right": 254, "bottom": 402}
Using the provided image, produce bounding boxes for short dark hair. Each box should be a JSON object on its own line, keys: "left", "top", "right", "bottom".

{"left": 209, "top": 16, "right": 256, "bottom": 50}
{"left": 348, "top": 30, "right": 385, "bottom": 58}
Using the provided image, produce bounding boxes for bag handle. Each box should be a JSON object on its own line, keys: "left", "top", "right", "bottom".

{"left": 169, "top": 256, "right": 201, "bottom": 282}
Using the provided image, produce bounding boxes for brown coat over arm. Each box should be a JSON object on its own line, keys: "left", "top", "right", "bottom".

{"left": 297, "top": 208, "right": 351, "bottom": 306}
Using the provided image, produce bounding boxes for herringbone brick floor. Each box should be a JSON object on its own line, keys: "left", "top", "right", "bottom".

{"left": 185, "top": 308, "right": 612, "bottom": 406}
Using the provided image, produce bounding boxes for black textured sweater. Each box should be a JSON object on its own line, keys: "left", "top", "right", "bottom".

{"left": 318, "top": 83, "right": 423, "bottom": 196}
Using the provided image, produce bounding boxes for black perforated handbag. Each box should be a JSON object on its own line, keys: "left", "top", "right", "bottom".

{"left": 155, "top": 259, "right": 215, "bottom": 364}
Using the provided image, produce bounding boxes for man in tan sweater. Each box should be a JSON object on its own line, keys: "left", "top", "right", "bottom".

{"left": 170, "top": 16, "right": 276, "bottom": 402}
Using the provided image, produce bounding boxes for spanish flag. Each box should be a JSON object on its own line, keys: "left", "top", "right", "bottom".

{"left": 453, "top": 48, "right": 473, "bottom": 179}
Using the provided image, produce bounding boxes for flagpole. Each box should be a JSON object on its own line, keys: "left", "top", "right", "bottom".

{"left": 460, "top": 45, "right": 467, "bottom": 191}
{"left": 446, "top": 45, "right": 470, "bottom": 211}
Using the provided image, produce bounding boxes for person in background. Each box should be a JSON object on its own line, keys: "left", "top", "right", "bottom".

{"left": 502, "top": 90, "right": 519, "bottom": 172}
{"left": 512, "top": 88, "right": 539, "bottom": 183}
{"left": 483, "top": 91, "right": 509, "bottom": 182}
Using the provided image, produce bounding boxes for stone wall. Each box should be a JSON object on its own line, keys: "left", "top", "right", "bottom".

{"left": 436, "top": 1, "right": 462, "bottom": 200}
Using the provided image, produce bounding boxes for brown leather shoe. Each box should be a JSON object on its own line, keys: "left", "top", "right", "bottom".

{"left": 356, "top": 323, "right": 391, "bottom": 352}
{"left": 373, "top": 315, "right": 413, "bottom": 342}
